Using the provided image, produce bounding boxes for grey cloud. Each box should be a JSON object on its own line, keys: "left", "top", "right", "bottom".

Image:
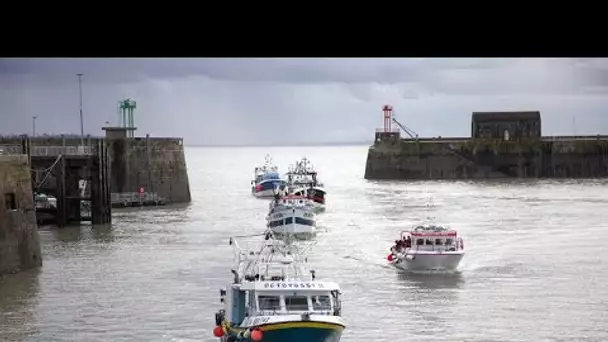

{"left": 0, "top": 58, "right": 520, "bottom": 86}
{"left": 1, "top": 58, "right": 608, "bottom": 146}
{"left": 2, "top": 58, "right": 606, "bottom": 97}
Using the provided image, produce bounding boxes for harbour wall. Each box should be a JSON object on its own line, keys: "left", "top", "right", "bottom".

{"left": 106, "top": 135, "right": 191, "bottom": 204}
{"left": 0, "top": 155, "right": 42, "bottom": 275}
{"left": 0, "top": 134, "right": 191, "bottom": 205}
{"left": 364, "top": 136, "right": 608, "bottom": 180}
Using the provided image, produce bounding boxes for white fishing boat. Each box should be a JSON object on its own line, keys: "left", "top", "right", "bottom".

{"left": 251, "top": 155, "right": 287, "bottom": 198}
{"left": 387, "top": 224, "right": 465, "bottom": 272}
{"left": 212, "top": 233, "right": 345, "bottom": 342}
{"left": 266, "top": 194, "right": 317, "bottom": 239}
{"left": 286, "top": 158, "right": 326, "bottom": 213}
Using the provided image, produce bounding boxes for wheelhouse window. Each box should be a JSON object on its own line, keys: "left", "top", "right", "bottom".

{"left": 295, "top": 217, "right": 314, "bottom": 226}
{"left": 435, "top": 238, "right": 443, "bottom": 245}
{"left": 247, "top": 291, "right": 255, "bottom": 311}
{"left": 258, "top": 295, "right": 281, "bottom": 311}
{"left": 425, "top": 238, "right": 433, "bottom": 245}
{"left": 445, "top": 238, "right": 454, "bottom": 245}
{"left": 312, "top": 295, "right": 332, "bottom": 311}
{"left": 285, "top": 295, "right": 309, "bottom": 311}
{"left": 416, "top": 238, "right": 424, "bottom": 246}
{"left": 269, "top": 219, "right": 282, "bottom": 228}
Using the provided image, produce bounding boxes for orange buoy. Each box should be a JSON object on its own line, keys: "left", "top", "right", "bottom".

{"left": 387, "top": 254, "right": 395, "bottom": 262}
{"left": 251, "top": 328, "right": 263, "bottom": 341}
{"left": 213, "top": 326, "right": 224, "bottom": 337}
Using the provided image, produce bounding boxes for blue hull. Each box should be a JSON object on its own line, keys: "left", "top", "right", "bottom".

{"left": 257, "top": 326, "right": 342, "bottom": 342}
{"left": 226, "top": 323, "right": 343, "bottom": 342}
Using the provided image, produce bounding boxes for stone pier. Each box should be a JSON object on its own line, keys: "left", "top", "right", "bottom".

{"left": 0, "top": 155, "right": 42, "bottom": 276}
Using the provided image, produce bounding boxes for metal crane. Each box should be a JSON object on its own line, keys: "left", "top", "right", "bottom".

{"left": 392, "top": 117, "right": 419, "bottom": 140}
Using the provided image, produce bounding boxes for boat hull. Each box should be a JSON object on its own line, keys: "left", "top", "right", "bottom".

{"left": 310, "top": 201, "right": 325, "bottom": 213}
{"left": 226, "top": 321, "right": 344, "bottom": 342}
{"left": 392, "top": 251, "right": 464, "bottom": 272}
{"left": 252, "top": 188, "right": 276, "bottom": 198}
{"left": 271, "top": 227, "right": 316, "bottom": 240}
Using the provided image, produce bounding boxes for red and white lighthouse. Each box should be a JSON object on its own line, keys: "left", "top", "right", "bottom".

{"left": 382, "top": 104, "right": 393, "bottom": 132}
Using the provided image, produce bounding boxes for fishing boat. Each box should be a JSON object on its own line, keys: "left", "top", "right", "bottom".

{"left": 387, "top": 224, "right": 465, "bottom": 272}
{"left": 212, "top": 233, "right": 345, "bottom": 342}
{"left": 266, "top": 193, "right": 317, "bottom": 239}
{"left": 251, "top": 155, "right": 287, "bottom": 198}
{"left": 285, "top": 158, "right": 326, "bottom": 213}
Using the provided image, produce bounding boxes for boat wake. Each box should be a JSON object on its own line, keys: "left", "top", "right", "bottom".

{"left": 341, "top": 252, "right": 394, "bottom": 270}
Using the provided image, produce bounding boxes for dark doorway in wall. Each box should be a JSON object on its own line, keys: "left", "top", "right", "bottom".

{"left": 4, "top": 192, "right": 17, "bottom": 210}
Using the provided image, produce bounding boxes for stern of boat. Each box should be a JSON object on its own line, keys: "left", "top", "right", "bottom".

{"left": 393, "top": 251, "right": 464, "bottom": 272}
{"left": 229, "top": 316, "right": 344, "bottom": 342}
{"left": 253, "top": 320, "right": 343, "bottom": 342}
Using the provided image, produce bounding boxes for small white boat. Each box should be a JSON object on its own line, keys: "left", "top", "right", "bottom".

{"left": 212, "top": 233, "right": 345, "bottom": 342}
{"left": 251, "top": 155, "right": 287, "bottom": 198}
{"left": 267, "top": 194, "right": 317, "bottom": 239}
{"left": 387, "top": 224, "right": 465, "bottom": 272}
{"left": 286, "top": 158, "right": 326, "bottom": 213}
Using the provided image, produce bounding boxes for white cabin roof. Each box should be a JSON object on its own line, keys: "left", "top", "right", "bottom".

{"left": 239, "top": 280, "right": 340, "bottom": 291}
{"left": 401, "top": 224, "right": 459, "bottom": 237}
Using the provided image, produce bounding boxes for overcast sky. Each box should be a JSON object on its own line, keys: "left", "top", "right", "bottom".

{"left": 1, "top": 58, "right": 607, "bottom": 145}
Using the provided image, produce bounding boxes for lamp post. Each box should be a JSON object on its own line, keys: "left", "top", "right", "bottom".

{"left": 32, "top": 116, "right": 37, "bottom": 136}
{"left": 77, "top": 73, "right": 84, "bottom": 146}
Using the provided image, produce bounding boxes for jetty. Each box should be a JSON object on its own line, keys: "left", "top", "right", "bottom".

{"left": 0, "top": 99, "right": 191, "bottom": 226}
{"left": 365, "top": 105, "right": 608, "bottom": 180}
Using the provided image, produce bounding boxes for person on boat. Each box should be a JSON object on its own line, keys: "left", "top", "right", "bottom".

{"left": 390, "top": 240, "right": 399, "bottom": 253}
{"left": 404, "top": 236, "right": 412, "bottom": 248}
{"left": 392, "top": 239, "right": 403, "bottom": 252}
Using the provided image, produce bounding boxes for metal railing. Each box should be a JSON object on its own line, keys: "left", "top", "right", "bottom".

{"left": 541, "top": 135, "right": 608, "bottom": 141}
{"left": 375, "top": 128, "right": 401, "bottom": 133}
{"left": 0, "top": 144, "right": 98, "bottom": 156}
{"left": 0, "top": 145, "right": 22, "bottom": 155}
{"left": 31, "top": 145, "right": 97, "bottom": 156}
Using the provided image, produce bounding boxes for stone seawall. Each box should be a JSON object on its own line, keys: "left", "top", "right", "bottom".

{"left": 107, "top": 136, "right": 191, "bottom": 204}
{"left": 1, "top": 134, "right": 192, "bottom": 205}
{"left": 0, "top": 155, "right": 43, "bottom": 275}
{"left": 364, "top": 137, "right": 608, "bottom": 180}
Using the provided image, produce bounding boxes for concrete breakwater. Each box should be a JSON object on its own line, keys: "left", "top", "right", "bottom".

{"left": 364, "top": 110, "right": 608, "bottom": 180}
{"left": 365, "top": 136, "right": 608, "bottom": 179}
{"left": 104, "top": 128, "right": 191, "bottom": 206}
{"left": 0, "top": 127, "right": 191, "bottom": 225}
{"left": 0, "top": 155, "right": 42, "bottom": 276}
{"left": 0, "top": 129, "right": 191, "bottom": 207}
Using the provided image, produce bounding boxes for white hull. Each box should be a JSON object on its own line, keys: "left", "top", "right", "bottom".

{"left": 310, "top": 201, "right": 325, "bottom": 213}
{"left": 238, "top": 314, "right": 344, "bottom": 330}
{"left": 267, "top": 206, "right": 316, "bottom": 239}
{"left": 392, "top": 251, "right": 464, "bottom": 272}
{"left": 271, "top": 225, "right": 316, "bottom": 239}
{"left": 252, "top": 188, "right": 276, "bottom": 198}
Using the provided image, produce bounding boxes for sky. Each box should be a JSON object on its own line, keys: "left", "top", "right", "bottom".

{"left": 1, "top": 58, "right": 608, "bottom": 146}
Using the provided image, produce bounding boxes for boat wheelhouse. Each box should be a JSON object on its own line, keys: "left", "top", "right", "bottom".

{"left": 267, "top": 195, "right": 317, "bottom": 239}
{"left": 212, "top": 234, "right": 345, "bottom": 342}
{"left": 286, "top": 157, "right": 326, "bottom": 212}
{"left": 387, "top": 224, "right": 465, "bottom": 272}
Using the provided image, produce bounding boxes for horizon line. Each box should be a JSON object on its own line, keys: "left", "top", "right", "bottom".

{"left": 184, "top": 141, "right": 372, "bottom": 148}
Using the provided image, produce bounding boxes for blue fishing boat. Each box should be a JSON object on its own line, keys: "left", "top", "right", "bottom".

{"left": 212, "top": 233, "right": 345, "bottom": 342}
{"left": 251, "top": 155, "right": 287, "bottom": 198}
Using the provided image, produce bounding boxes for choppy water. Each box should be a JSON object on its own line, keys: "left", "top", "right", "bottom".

{"left": 2, "top": 146, "right": 608, "bottom": 342}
